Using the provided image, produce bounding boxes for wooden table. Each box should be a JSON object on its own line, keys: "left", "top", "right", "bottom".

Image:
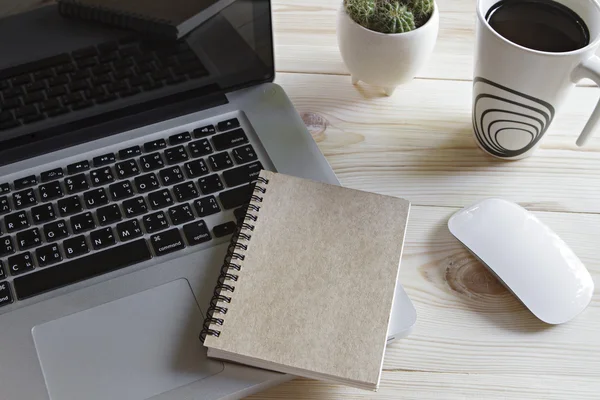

{"left": 247, "top": 0, "right": 600, "bottom": 399}
{"left": 2, "top": 0, "right": 599, "bottom": 398}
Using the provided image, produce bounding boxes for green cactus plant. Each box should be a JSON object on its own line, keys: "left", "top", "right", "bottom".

{"left": 344, "top": 0, "right": 434, "bottom": 34}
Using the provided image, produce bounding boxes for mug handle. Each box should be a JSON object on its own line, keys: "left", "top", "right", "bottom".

{"left": 573, "top": 56, "right": 600, "bottom": 146}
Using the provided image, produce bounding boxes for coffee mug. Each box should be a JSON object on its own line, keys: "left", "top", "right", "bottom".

{"left": 473, "top": 0, "right": 600, "bottom": 159}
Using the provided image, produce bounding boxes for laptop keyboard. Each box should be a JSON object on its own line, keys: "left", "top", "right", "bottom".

{"left": 0, "top": 117, "right": 264, "bottom": 305}
{"left": 0, "top": 37, "right": 208, "bottom": 131}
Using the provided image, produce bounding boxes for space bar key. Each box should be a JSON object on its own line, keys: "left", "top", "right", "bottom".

{"left": 13, "top": 239, "right": 152, "bottom": 300}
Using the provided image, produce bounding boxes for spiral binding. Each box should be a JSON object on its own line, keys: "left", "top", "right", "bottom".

{"left": 200, "top": 176, "right": 270, "bottom": 342}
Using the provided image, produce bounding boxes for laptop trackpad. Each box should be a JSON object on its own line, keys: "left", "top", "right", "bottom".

{"left": 32, "top": 279, "right": 223, "bottom": 400}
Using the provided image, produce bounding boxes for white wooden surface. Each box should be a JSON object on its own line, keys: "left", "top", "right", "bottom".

{"left": 251, "top": 0, "right": 600, "bottom": 398}
{"left": 1, "top": 0, "right": 599, "bottom": 398}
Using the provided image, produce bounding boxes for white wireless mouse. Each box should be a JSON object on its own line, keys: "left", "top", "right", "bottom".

{"left": 448, "top": 198, "right": 594, "bottom": 325}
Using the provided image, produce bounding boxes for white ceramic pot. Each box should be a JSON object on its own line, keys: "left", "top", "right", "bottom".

{"left": 337, "top": 2, "right": 439, "bottom": 96}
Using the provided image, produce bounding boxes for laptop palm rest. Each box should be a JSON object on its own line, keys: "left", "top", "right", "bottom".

{"left": 32, "top": 279, "right": 224, "bottom": 400}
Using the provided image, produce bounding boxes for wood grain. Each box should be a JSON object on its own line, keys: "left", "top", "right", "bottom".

{"left": 247, "top": 205, "right": 600, "bottom": 399}
{"left": 277, "top": 72, "right": 600, "bottom": 213}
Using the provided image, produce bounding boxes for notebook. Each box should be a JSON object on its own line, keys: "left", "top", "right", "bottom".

{"left": 57, "top": 0, "right": 235, "bottom": 39}
{"left": 201, "top": 171, "right": 411, "bottom": 391}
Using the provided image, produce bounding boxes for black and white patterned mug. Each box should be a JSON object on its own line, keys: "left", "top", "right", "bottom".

{"left": 473, "top": 0, "right": 600, "bottom": 159}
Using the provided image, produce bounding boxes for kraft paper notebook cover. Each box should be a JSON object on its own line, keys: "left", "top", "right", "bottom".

{"left": 58, "top": 0, "right": 235, "bottom": 39}
{"left": 201, "top": 171, "right": 411, "bottom": 391}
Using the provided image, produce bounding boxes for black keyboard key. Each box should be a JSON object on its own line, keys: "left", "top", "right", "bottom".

{"left": 47, "top": 107, "right": 69, "bottom": 118}
{"left": 73, "top": 47, "right": 97, "bottom": 59}
{"left": 106, "top": 81, "right": 128, "bottom": 93}
{"left": 212, "top": 128, "right": 248, "bottom": 151}
{"left": 164, "top": 146, "right": 189, "bottom": 165}
{"left": 151, "top": 69, "right": 171, "bottom": 81}
{"left": 159, "top": 166, "right": 184, "bottom": 186}
{"left": 183, "top": 220, "right": 211, "bottom": 245}
{"left": 142, "top": 81, "right": 164, "bottom": 91}
{"left": 14, "top": 175, "right": 37, "bottom": 190}
{"left": 213, "top": 221, "right": 237, "bottom": 238}
{"left": 92, "top": 74, "right": 112, "bottom": 86}
{"left": 140, "top": 152, "right": 164, "bottom": 172}
{"left": 0, "top": 111, "right": 14, "bottom": 123}
{"left": 113, "top": 58, "right": 134, "bottom": 69}
{"left": 23, "top": 92, "right": 45, "bottom": 105}
{"left": 134, "top": 173, "right": 160, "bottom": 193}
{"left": 22, "top": 114, "right": 46, "bottom": 125}
{"left": 91, "top": 64, "right": 112, "bottom": 76}
{"left": 47, "top": 86, "right": 67, "bottom": 98}
{"left": 198, "top": 174, "right": 223, "bottom": 195}
{"left": 68, "top": 80, "right": 90, "bottom": 93}
{"left": 16, "top": 228, "right": 42, "bottom": 250}
{"left": 5, "top": 211, "right": 29, "bottom": 232}
{"left": 41, "top": 168, "right": 64, "bottom": 182}
{"left": 115, "top": 159, "right": 140, "bottom": 179}
{"left": 188, "top": 139, "right": 212, "bottom": 158}
{"left": 71, "top": 69, "right": 91, "bottom": 82}
{"left": 0, "top": 99, "right": 21, "bottom": 112}
{"left": 117, "top": 219, "right": 143, "bottom": 241}
{"left": 49, "top": 75, "right": 69, "bottom": 87}
{"left": 98, "top": 41, "right": 118, "bottom": 53}
{"left": 95, "top": 94, "right": 118, "bottom": 104}
{"left": 99, "top": 51, "right": 118, "bottom": 63}
{"left": 0, "top": 237, "right": 15, "bottom": 257}
{"left": 208, "top": 152, "right": 233, "bottom": 172}
{"left": 2, "top": 87, "right": 22, "bottom": 99}
{"left": 165, "top": 75, "right": 186, "bottom": 85}
{"left": 43, "top": 220, "right": 69, "bottom": 242}
{"left": 24, "top": 80, "right": 46, "bottom": 94}
{"left": 71, "top": 100, "right": 93, "bottom": 111}
{"left": 119, "top": 88, "right": 141, "bottom": 98}
{"left": 67, "top": 161, "right": 90, "bottom": 175}
{"left": 232, "top": 145, "right": 258, "bottom": 164}
{"left": 64, "top": 173, "right": 89, "bottom": 194}
{"left": 90, "top": 227, "right": 116, "bottom": 250}
{"left": 57, "top": 196, "right": 83, "bottom": 216}
{"left": 13, "top": 189, "right": 37, "bottom": 209}
{"left": 14, "top": 239, "right": 152, "bottom": 300}
{"left": 219, "top": 184, "right": 253, "bottom": 210}
{"left": 38, "top": 181, "right": 63, "bottom": 202}
{"left": 70, "top": 212, "right": 96, "bottom": 234}
{"left": 137, "top": 63, "right": 157, "bottom": 74}
{"left": 193, "top": 196, "right": 220, "bottom": 217}
{"left": 223, "top": 161, "right": 264, "bottom": 188}
{"left": 184, "top": 159, "right": 209, "bottom": 179}
{"left": 34, "top": 69, "right": 54, "bottom": 80}
{"left": 168, "top": 203, "right": 194, "bottom": 225}
{"left": 90, "top": 167, "right": 115, "bottom": 186}
{"left": 36, "top": 244, "right": 62, "bottom": 267}
{"left": 109, "top": 181, "right": 134, "bottom": 201}
{"left": 40, "top": 99, "right": 61, "bottom": 112}
{"left": 129, "top": 74, "right": 150, "bottom": 87}
{"left": 11, "top": 74, "right": 31, "bottom": 86}
{"left": 143, "top": 211, "right": 169, "bottom": 233}
{"left": 0, "top": 262, "right": 4, "bottom": 280}
{"left": 0, "top": 281, "right": 12, "bottom": 306}
{"left": 123, "top": 197, "right": 147, "bottom": 218}
{"left": 0, "top": 183, "right": 10, "bottom": 194}
{"left": 144, "top": 139, "right": 167, "bottom": 153}
{"left": 63, "top": 235, "right": 89, "bottom": 258}
{"left": 194, "top": 125, "right": 215, "bottom": 138}
{"left": 169, "top": 132, "right": 191, "bottom": 145}
{"left": 0, "top": 120, "right": 19, "bottom": 130}
{"left": 173, "top": 182, "right": 198, "bottom": 202}
{"left": 148, "top": 189, "right": 174, "bottom": 210}
{"left": 217, "top": 118, "right": 240, "bottom": 131}
{"left": 96, "top": 204, "right": 122, "bottom": 226}
{"left": 150, "top": 228, "right": 185, "bottom": 256}
{"left": 62, "top": 93, "right": 83, "bottom": 106}
{"left": 8, "top": 252, "right": 34, "bottom": 276}
{"left": 85, "top": 87, "right": 106, "bottom": 99}
{"left": 55, "top": 63, "right": 75, "bottom": 75}
{"left": 118, "top": 146, "right": 141, "bottom": 159}
{"left": 0, "top": 196, "right": 10, "bottom": 215}
{"left": 31, "top": 204, "right": 56, "bottom": 224}
{"left": 83, "top": 188, "right": 108, "bottom": 209}
{"left": 76, "top": 57, "right": 98, "bottom": 69}
{"left": 93, "top": 153, "right": 116, "bottom": 167}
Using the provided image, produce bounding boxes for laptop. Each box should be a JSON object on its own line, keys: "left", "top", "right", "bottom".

{"left": 0, "top": 2, "right": 417, "bottom": 399}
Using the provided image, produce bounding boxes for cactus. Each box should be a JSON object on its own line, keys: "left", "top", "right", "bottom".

{"left": 344, "top": 0, "right": 433, "bottom": 34}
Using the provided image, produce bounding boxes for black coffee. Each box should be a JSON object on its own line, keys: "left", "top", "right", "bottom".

{"left": 487, "top": 0, "right": 590, "bottom": 52}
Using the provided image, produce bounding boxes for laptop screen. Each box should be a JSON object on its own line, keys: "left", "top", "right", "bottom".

{"left": 0, "top": 0, "right": 274, "bottom": 164}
